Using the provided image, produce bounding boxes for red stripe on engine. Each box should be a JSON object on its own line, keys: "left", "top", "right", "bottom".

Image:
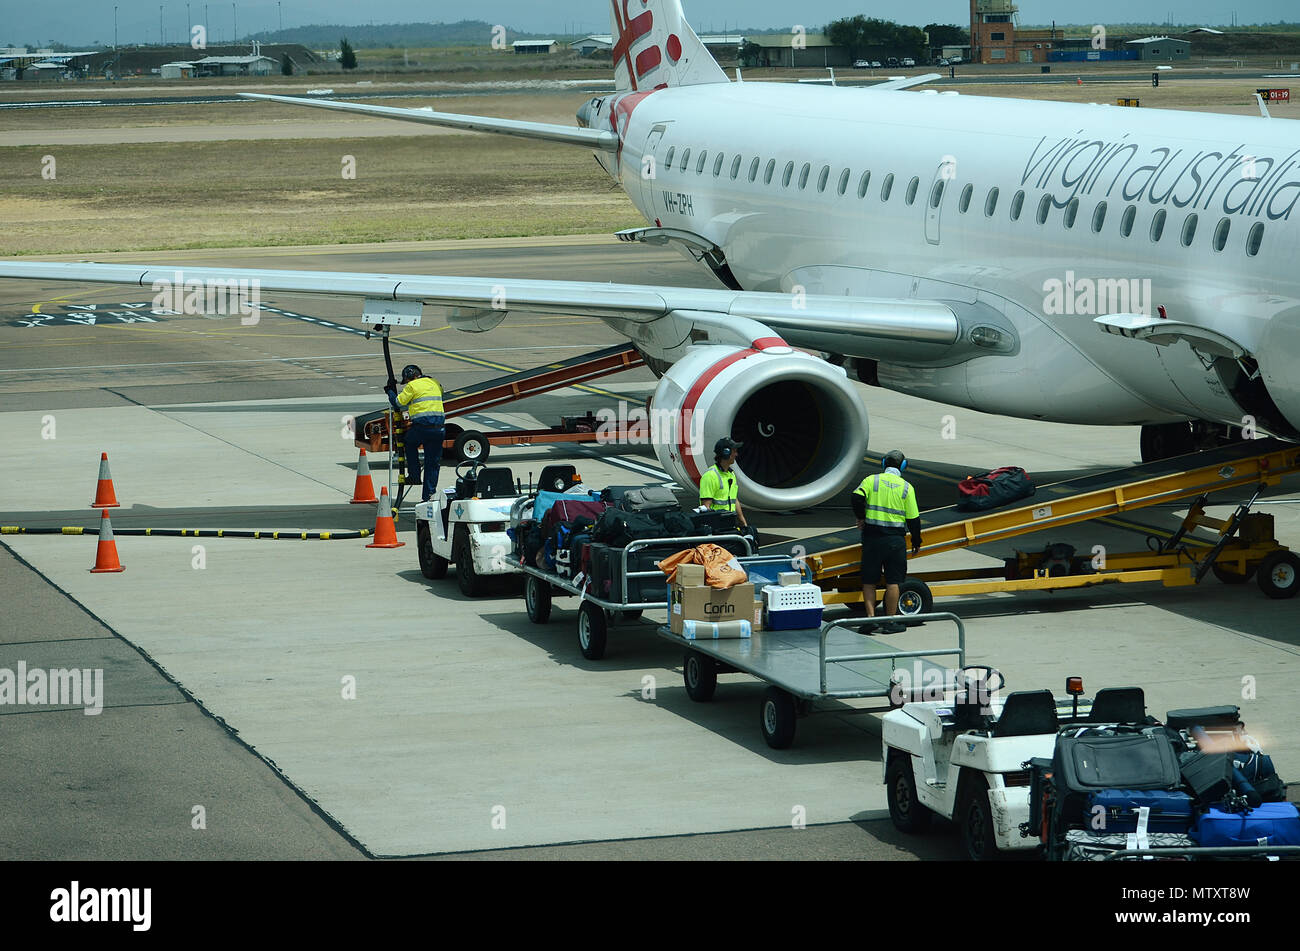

{"left": 677, "top": 349, "right": 756, "bottom": 483}
{"left": 750, "top": 336, "right": 788, "bottom": 350}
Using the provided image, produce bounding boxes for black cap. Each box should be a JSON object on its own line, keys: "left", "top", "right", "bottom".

{"left": 401, "top": 365, "right": 422, "bottom": 383}
{"left": 714, "top": 437, "right": 742, "bottom": 459}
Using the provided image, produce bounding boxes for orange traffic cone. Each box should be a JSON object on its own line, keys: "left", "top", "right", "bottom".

{"left": 90, "top": 510, "right": 125, "bottom": 573}
{"left": 349, "top": 449, "right": 379, "bottom": 504}
{"left": 90, "top": 452, "right": 120, "bottom": 508}
{"left": 365, "top": 486, "right": 405, "bottom": 549}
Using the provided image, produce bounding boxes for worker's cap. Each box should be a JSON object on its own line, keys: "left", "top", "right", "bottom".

{"left": 400, "top": 364, "right": 423, "bottom": 383}
{"left": 714, "top": 437, "right": 743, "bottom": 458}
{"left": 882, "top": 449, "right": 907, "bottom": 471}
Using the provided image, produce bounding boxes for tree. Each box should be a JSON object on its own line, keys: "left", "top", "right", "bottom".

{"left": 825, "top": 15, "right": 927, "bottom": 61}
{"left": 339, "top": 37, "right": 357, "bottom": 69}
{"left": 281, "top": 53, "right": 293, "bottom": 76}
{"left": 924, "top": 23, "right": 970, "bottom": 48}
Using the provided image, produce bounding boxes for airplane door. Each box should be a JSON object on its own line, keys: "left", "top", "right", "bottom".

{"left": 925, "top": 162, "right": 951, "bottom": 245}
{"left": 640, "top": 125, "right": 668, "bottom": 216}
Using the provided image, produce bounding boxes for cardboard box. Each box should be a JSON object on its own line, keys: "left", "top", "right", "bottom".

{"left": 753, "top": 600, "right": 765, "bottom": 632}
{"left": 675, "top": 563, "right": 706, "bottom": 586}
{"left": 670, "top": 581, "right": 755, "bottom": 634}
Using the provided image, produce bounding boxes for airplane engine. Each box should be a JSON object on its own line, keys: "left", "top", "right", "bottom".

{"left": 649, "top": 345, "right": 869, "bottom": 511}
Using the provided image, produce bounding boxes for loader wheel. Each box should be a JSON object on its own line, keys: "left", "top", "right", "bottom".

{"left": 1257, "top": 550, "right": 1300, "bottom": 599}
{"left": 886, "top": 754, "right": 932, "bottom": 834}
{"left": 455, "top": 534, "right": 487, "bottom": 597}
{"left": 959, "top": 776, "right": 1003, "bottom": 862}
{"left": 453, "top": 430, "right": 490, "bottom": 464}
{"left": 683, "top": 651, "right": 718, "bottom": 702}
{"left": 525, "top": 574, "right": 552, "bottom": 624}
{"left": 417, "top": 522, "right": 448, "bottom": 580}
{"left": 759, "top": 687, "right": 798, "bottom": 749}
{"left": 578, "top": 601, "right": 608, "bottom": 660}
{"left": 896, "top": 577, "right": 933, "bottom": 616}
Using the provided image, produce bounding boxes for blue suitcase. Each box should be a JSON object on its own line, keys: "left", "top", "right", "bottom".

{"left": 1086, "top": 789, "right": 1195, "bottom": 833}
{"left": 1193, "top": 802, "right": 1300, "bottom": 847}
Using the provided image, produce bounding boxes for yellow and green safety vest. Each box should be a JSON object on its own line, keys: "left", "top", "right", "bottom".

{"left": 397, "top": 376, "right": 445, "bottom": 423}
{"left": 699, "top": 465, "right": 738, "bottom": 513}
{"left": 853, "top": 471, "right": 919, "bottom": 532}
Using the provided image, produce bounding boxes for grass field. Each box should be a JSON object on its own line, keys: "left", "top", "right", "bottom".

{"left": 0, "top": 134, "right": 637, "bottom": 255}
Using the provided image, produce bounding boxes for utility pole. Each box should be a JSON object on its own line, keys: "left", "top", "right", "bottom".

{"left": 114, "top": 5, "right": 118, "bottom": 48}
{"left": 160, "top": 5, "right": 164, "bottom": 45}
{"left": 232, "top": 4, "right": 237, "bottom": 45}
{"left": 278, "top": 1, "right": 282, "bottom": 34}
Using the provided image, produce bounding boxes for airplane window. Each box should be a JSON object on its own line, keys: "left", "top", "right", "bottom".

{"left": 799, "top": 163, "right": 812, "bottom": 189}
{"left": 665, "top": 147, "right": 676, "bottom": 169}
{"left": 958, "top": 183, "right": 974, "bottom": 213}
{"left": 783, "top": 161, "right": 795, "bottom": 187}
{"left": 714, "top": 153, "right": 725, "bottom": 177}
{"left": 680, "top": 148, "right": 690, "bottom": 171}
{"left": 1150, "top": 208, "right": 1166, "bottom": 242}
{"left": 697, "top": 150, "right": 708, "bottom": 174}
{"left": 818, "top": 165, "right": 831, "bottom": 193}
{"left": 985, "top": 187, "right": 999, "bottom": 216}
{"left": 858, "top": 170, "right": 872, "bottom": 198}
{"left": 881, "top": 173, "right": 894, "bottom": 201}
{"left": 1092, "top": 201, "right": 1107, "bottom": 232}
{"left": 749, "top": 157, "right": 760, "bottom": 182}
{"left": 838, "top": 168, "right": 851, "bottom": 195}
{"left": 1247, "top": 221, "right": 1265, "bottom": 256}
{"left": 1212, "top": 217, "right": 1230, "bottom": 252}
{"left": 1036, "top": 195, "right": 1052, "bottom": 225}
{"left": 1009, "top": 189, "right": 1024, "bottom": 220}
{"left": 1063, "top": 197, "right": 1079, "bottom": 229}
{"left": 930, "top": 180, "right": 945, "bottom": 208}
{"left": 729, "top": 155, "right": 742, "bottom": 179}
{"left": 1120, "top": 205, "right": 1136, "bottom": 237}
{"left": 905, "top": 176, "right": 920, "bottom": 205}
{"left": 1181, "top": 213, "right": 1198, "bottom": 247}
{"left": 764, "top": 159, "right": 776, "bottom": 184}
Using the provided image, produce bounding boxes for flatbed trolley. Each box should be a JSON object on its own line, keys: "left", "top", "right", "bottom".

{"left": 517, "top": 533, "right": 760, "bottom": 661}
{"left": 656, "top": 613, "right": 967, "bottom": 749}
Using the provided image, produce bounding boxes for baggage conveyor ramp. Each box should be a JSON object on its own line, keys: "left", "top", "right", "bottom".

{"left": 764, "top": 439, "right": 1300, "bottom": 609}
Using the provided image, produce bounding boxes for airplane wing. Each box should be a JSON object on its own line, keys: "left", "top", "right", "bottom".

{"left": 0, "top": 261, "right": 964, "bottom": 354}
{"left": 240, "top": 93, "right": 618, "bottom": 151}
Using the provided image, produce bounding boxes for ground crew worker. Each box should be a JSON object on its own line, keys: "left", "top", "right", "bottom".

{"left": 699, "top": 437, "right": 748, "bottom": 532}
{"left": 386, "top": 364, "right": 445, "bottom": 503}
{"left": 852, "top": 449, "right": 922, "bottom": 634}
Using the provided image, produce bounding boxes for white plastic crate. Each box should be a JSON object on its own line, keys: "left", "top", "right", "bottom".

{"left": 762, "top": 583, "right": 824, "bottom": 610}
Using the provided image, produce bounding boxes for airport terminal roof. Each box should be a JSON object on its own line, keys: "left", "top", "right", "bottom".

{"left": 193, "top": 55, "right": 274, "bottom": 64}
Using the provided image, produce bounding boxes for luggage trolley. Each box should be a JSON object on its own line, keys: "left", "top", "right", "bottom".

{"left": 657, "top": 613, "right": 967, "bottom": 749}
{"left": 514, "top": 530, "right": 760, "bottom": 661}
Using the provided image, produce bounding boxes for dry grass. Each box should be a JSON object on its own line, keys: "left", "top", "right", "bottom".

{"left": 0, "top": 134, "right": 637, "bottom": 255}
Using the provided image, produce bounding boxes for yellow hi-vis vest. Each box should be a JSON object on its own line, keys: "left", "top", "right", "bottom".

{"left": 853, "top": 471, "right": 919, "bottom": 533}
{"left": 397, "top": 377, "right": 445, "bottom": 423}
{"left": 699, "top": 465, "right": 738, "bottom": 512}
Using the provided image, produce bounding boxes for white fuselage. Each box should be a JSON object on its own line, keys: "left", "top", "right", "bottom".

{"left": 601, "top": 82, "right": 1300, "bottom": 434}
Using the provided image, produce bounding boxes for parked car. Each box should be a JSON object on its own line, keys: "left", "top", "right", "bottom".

{"left": 937, "top": 58, "right": 949, "bottom": 66}
{"left": 853, "top": 59, "right": 871, "bottom": 69}
{"left": 902, "top": 57, "right": 916, "bottom": 67}
{"left": 870, "top": 60, "right": 882, "bottom": 68}
{"left": 949, "top": 55, "right": 963, "bottom": 64}
{"left": 886, "top": 57, "right": 900, "bottom": 68}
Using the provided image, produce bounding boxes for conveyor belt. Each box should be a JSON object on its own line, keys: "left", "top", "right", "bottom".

{"left": 760, "top": 439, "right": 1300, "bottom": 585}
{"left": 441, "top": 342, "right": 644, "bottom": 416}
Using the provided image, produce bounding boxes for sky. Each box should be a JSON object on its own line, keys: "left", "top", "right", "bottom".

{"left": 6, "top": 1, "right": 1296, "bottom": 48}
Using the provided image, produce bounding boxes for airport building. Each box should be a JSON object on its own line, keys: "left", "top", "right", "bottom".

{"left": 512, "top": 40, "right": 559, "bottom": 55}
{"left": 569, "top": 35, "right": 613, "bottom": 56}
{"left": 742, "top": 34, "right": 851, "bottom": 68}
{"left": 192, "top": 54, "right": 274, "bottom": 76}
{"left": 1125, "top": 36, "right": 1192, "bottom": 61}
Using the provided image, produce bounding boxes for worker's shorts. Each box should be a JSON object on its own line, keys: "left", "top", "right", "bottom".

{"left": 860, "top": 533, "right": 908, "bottom": 586}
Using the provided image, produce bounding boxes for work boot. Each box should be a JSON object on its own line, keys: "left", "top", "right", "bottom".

{"left": 879, "top": 620, "right": 907, "bottom": 635}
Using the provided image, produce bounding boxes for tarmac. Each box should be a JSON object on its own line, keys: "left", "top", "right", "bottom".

{"left": 2, "top": 237, "right": 1298, "bottom": 860}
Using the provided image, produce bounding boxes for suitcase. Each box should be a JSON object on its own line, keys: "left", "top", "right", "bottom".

{"left": 691, "top": 509, "right": 738, "bottom": 536}
{"left": 1179, "top": 751, "right": 1234, "bottom": 805}
{"left": 587, "top": 542, "right": 619, "bottom": 599}
{"left": 599, "top": 485, "right": 644, "bottom": 505}
{"left": 1165, "top": 705, "right": 1240, "bottom": 731}
{"left": 621, "top": 486, "right": 679, "bottom": 512}
{"left": 1054, "top": 731, "right": 1181, "bottom": 792}
{"left": 1234, "top": 753, "right": 1287, "bottom": 802}
{"left": 1086, "top": 789, "right": 1195, "bottom": 833}
{"left": 956, "top": 466, "right": 1035, "bottom": 512}
{"left": 1193, "top": 802, "right": 1300, "bottom": 848}
{"left": 1064, "top": 830, "right": 1194, "bottom": 861}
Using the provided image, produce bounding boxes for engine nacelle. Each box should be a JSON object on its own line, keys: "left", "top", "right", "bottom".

{"left": 650, "top": 346, "right": 869, "bottom": 511}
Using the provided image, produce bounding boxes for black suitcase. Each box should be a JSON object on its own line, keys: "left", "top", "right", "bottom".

{"left": 1165, "top": 706, "right": 1240, "bottom": 731}
{"left": 622, "top": 485, "right": 680, "bottom": 512}
{"left": 1179, "top": 751, "right": 1233, "bottom": 804}
{"left": 691, "top": 509, "right": 738, "bottom": 535}
{"left": 1054, "top": 731, "right": 1181, "bottom": 792}
{"left": 600, "top": 485, "right": 644, "bottom": 505}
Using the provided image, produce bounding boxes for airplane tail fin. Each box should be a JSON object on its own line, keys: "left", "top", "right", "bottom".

{"left": 610, "top": 0, "right": 728, "bottom": 92}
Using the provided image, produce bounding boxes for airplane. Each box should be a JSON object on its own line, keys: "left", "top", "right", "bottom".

{"left": 4, "top": 0, "right": 1300, "bottom": 512}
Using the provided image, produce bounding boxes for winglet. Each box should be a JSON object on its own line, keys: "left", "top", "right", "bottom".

{"left": 870, "top": 72, "right": 943, "bottom": 92}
